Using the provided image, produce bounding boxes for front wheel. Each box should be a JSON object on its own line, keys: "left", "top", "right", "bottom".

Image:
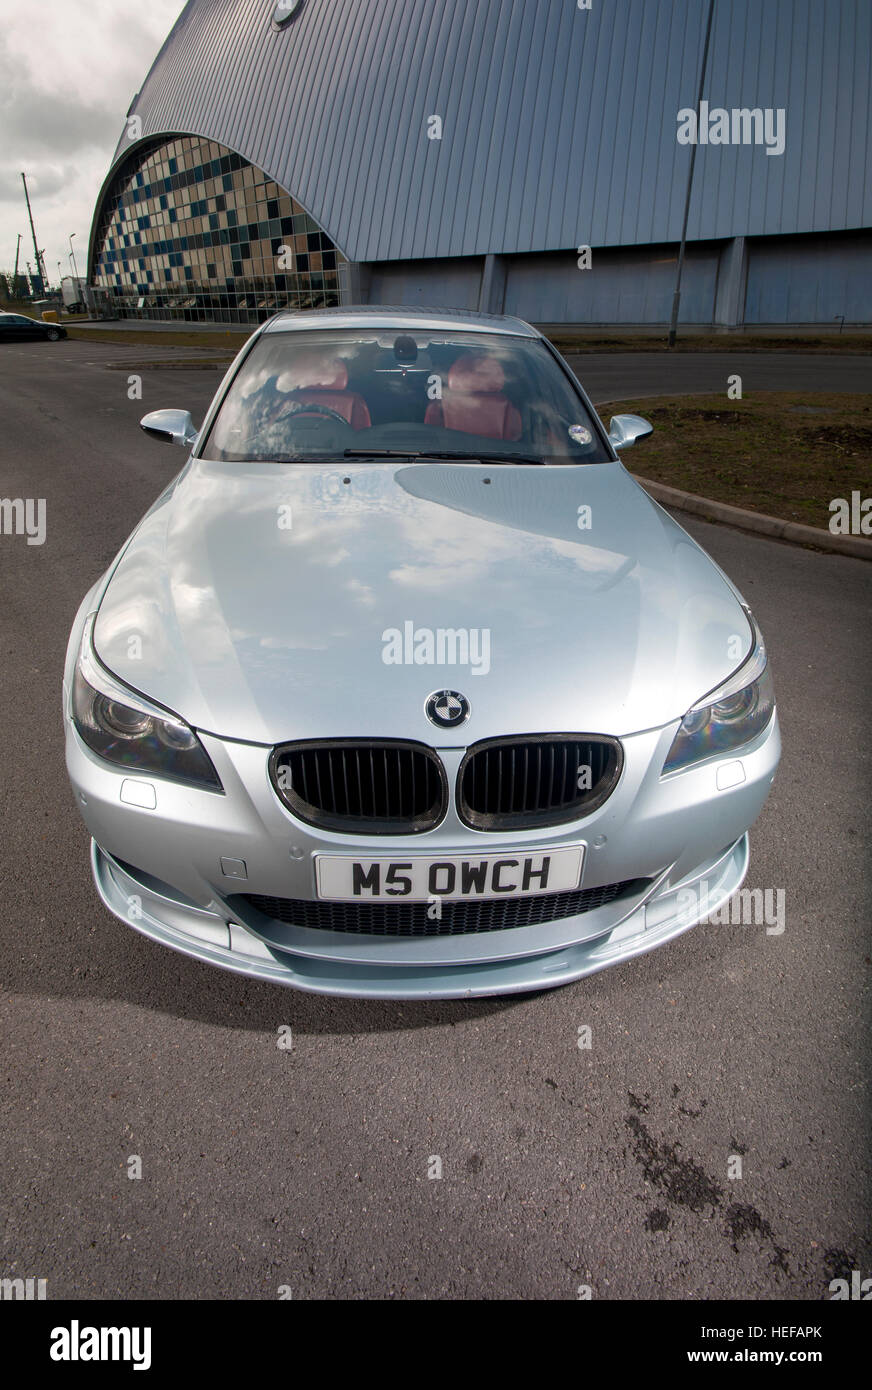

{"left": 46, "top": 329, "right": 61, "bottom": 341}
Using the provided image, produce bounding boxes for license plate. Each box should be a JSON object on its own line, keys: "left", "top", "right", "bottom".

{"left": 315, "top": 847, "right": 583, "bottom": 902}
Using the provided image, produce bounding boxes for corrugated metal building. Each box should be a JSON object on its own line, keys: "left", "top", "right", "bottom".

{"left": 88, "top": 0, "right": 872, "bottom": 327}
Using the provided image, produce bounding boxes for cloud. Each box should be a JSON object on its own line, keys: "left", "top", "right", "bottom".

{"left": 0, "top": 46, "right": 119, "bottom": 158}
{"left": 0, "top": 0, "right": 186, "bottom": 280}
{"left": 0, "top": 163, "right": 71, "bottom": 204}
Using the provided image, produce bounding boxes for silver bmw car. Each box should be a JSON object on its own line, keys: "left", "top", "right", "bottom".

{"left": 63, "top": 307, "right": 780, "bottom": 998}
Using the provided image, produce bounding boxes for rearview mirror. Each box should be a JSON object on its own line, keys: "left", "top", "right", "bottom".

{"left": 140, "top": 408, "right": 199, "bottom": 447}
{"left": 608, "top": 413, "right": 653, "bottom": 450}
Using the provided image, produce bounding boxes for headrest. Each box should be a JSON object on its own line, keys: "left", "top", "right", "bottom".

{"left": 447, "top": 353, "right": 506, "bottom": 394}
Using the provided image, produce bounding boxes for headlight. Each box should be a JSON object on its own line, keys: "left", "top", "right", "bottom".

{"left": 71, "top": 616, "right": 223, "bottom": 791}
{"left": 663, "top": 609, "right": 775, "bottom": 774}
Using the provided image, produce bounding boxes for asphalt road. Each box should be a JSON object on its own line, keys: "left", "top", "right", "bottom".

{"left": 1, "top": 340, "right": 870, "bottom": 1300}
{"left": 564, "top": 350, "right": 872, "bottom": 403}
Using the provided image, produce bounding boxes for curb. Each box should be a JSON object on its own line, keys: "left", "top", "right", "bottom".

{"left": 633, "top": 475, "right": 872, "bottom": 561}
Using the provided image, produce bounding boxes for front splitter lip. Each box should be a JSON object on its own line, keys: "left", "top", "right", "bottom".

{"left": 91, "top": 834, "right": 749, "bottom": 999}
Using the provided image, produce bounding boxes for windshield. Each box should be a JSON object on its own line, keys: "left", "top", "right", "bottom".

{"left": 198, "top": 328, "right": 609, "bottom": 464}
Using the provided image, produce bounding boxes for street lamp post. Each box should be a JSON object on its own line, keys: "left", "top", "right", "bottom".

{"left": 69, "top": 233, "right": 80, "bottom": 283}
{"left": 668, "top": 0, "right": 716, "bottom": 348}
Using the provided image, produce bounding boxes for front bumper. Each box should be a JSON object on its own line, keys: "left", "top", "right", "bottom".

{"left": 66, "top": 698, "right": 780, "bottom": 998}
{"left": 91, "top": 833, "right": 750, "bottom": 998}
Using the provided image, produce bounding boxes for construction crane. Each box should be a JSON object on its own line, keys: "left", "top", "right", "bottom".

{"left": 21, "top": 172, "right": 47, "bottom": 288}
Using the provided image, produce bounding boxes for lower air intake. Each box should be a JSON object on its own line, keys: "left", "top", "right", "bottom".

{"left": 233, "top": 878, "right": 651, "bottom": 938}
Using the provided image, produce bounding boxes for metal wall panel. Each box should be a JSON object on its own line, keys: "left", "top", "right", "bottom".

{"left": 744, "top": 232, "right": 872, "bottom": 322}
{"left": 93, "top": 0, "right": 872, "bottom": 269}
{"left": 367, "top": 258, "right": 484, "bottom": 311}
{"left": 503, "top": 244, "right": 723, "bottom": 324}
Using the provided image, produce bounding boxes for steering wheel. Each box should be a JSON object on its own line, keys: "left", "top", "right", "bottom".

{"left": 276, "top": 400, "right": 351, "bottom": 428}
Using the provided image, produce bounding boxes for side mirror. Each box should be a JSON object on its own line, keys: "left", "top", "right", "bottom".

{"left": 140, "top": 408, "right": 198, "bottom": 447}
{"left": 608, "top": 413, "right": 653, "bottom": 450}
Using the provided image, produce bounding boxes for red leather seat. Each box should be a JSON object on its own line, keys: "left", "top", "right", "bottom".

{"left": 424, "top": 352, "right": 522, "bottom": 440}
{"left": 280, "top": 356, "right": 371, "bottom": 429}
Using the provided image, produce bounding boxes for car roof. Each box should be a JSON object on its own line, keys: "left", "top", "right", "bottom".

{"left": 263, "top": 305, "right": 540, "bottom": 338}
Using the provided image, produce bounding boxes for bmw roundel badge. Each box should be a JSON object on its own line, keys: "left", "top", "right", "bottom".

{"left": 425, "top": 690, "right": 470, "bottom": 728}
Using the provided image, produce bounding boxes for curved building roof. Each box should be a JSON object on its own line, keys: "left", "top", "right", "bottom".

{"left": 96, "top": 0, "right": 871, "bottom": 264}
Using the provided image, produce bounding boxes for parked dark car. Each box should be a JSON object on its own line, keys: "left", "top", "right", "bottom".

{"left": 0, "top": 312, "right": 67, "bottom": 342}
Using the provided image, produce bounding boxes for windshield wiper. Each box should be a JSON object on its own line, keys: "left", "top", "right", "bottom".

{"left": 342, "top": 449, "right": 419, "bottom": 458}
{"left": 418, "top": 450, "right": 547, "bottom": 465}
{"left": 343, "top": 449, "right": 546, "bottom": 465}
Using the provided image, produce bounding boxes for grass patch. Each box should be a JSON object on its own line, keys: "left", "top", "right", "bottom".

{"left": 605, "top": 392, "right": 872, "bottom": 529}
{"left": 64, "top": 325, "right": 872, "bottom": 356}
{"left": 550, "top": 333, "right": 872, "bottom": 354}
{"left": 66, "top": 326, "right": 249, "bottom": 350}
{"left": 105, "top": 359, "right": 230, "bottom": 371}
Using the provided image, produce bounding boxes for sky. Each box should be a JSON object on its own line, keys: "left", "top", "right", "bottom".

{"left": 0, "top": 0, "right": 186, "bottom": 286}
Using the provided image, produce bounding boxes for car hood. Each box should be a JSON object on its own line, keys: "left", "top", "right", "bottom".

{"left": 93, "top": 458, "right": 750, "bottom": 745}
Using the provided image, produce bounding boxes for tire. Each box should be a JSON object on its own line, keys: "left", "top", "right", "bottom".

{"left": 46, "top": 329, "right": 61, "bottom": 341}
